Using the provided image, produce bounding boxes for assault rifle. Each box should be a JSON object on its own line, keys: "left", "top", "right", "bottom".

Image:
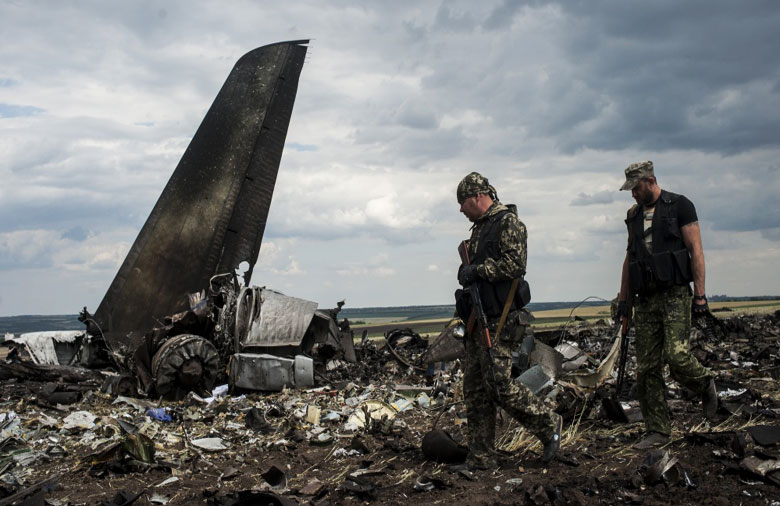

{"left": 615, "top": 302, "right": 632, "bottom": 398}
{"left": 458, "top": 240, "right": 501, "bottom": 399}
{"left": 602, "top": 298, "right": 632, "bottom": 423}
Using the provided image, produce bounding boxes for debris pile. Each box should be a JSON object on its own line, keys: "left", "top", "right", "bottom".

{"left": 1, "top": 311, "right": 779, "bottom": 504}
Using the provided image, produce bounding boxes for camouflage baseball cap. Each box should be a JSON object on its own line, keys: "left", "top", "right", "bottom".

{"left": 457, "top": 172, "right": 496, "bottom": 204}
{"left": 620, "top": 161, "right": 654, "bottom": 191}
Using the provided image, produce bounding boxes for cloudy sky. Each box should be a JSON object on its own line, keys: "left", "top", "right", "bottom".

{"left": 1, "top": 0, "right": 779, "bottom": 316}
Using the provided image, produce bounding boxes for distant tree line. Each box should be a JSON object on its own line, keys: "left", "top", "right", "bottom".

{"left": 709, "top": 295, "right": 780, "bottom": 302}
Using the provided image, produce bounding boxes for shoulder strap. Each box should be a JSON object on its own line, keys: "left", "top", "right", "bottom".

{"left": 495, "top": 278, "right": 520, "bottom": 338}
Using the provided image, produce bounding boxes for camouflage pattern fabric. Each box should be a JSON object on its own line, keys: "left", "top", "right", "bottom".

{"left": 634, "top": 285, "right": 713, "bottom": 435}
{"left": 463, "top": 311, "right": 559, "bottom": 467}
{"left": 620, "top": 160, "right": 655, "bottom": 191}
{"left": 460, "top": 202, "right": 557, "bottom": 466}
{"left": 466, "top": 202, "right": 527, "bottom": 282}
{"left": 457, "top": 171, "right": 498, "bottom": 204}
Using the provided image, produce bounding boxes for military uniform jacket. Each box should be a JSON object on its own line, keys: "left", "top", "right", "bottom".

{"left": 466, "top": 202, "right": 528, "bottom": 318}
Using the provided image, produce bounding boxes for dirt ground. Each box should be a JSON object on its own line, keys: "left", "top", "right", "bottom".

{"left": 2, "top": 311, "right": 780, "bottom": 505}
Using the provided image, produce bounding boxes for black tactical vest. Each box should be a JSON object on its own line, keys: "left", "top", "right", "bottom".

{"left": 471, "top": 206, "right": 530, "bottom": 317}
{"left": 626, "top": 190, "right": 693, "bottom": 295}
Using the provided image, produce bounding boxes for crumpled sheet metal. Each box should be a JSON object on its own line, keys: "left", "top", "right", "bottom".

{"left": 307, "top": 311, "right": 338, "bottom": 346}
{"left": 639, "top": 450, "right": 678, "bottom": 483}
{"left": 746, "top": 425, "right": 780, "bottom": 446}
{"left": 529, "top": 340, "right": 563, "bottom": 379}
{"left": 307, "top": 310, "right": 356, "bottom": 362}
{"left": 556, "top": 342, "right": 591, "bottom": 372}
{"left": 741, "top": 456, "right": 780, "bottom": 477}
{"left": 568, "top": 333, "right": 622, "bottom": 389}
{"left": 515, "top": 364, "right": 553, "bottom": 395}
{"left": 239, "top": 288, "right": 318, "bottom": 348}
{"left": 422, "top": 324, "right": 465, "bottom": 364}
{"left": 638, "top": 450, "right": 694, "bottom": 487}
{"left": 346, "top": 400, "right": 397, "bottom": 428}
{"left": 7, "top": 331, "right": 82, "bottom": 365}
{"left": 555, "top": 342, "right": 582, "bottom": 361}
{"left": 228, "top": 353, "right": 313, "bottom": 391}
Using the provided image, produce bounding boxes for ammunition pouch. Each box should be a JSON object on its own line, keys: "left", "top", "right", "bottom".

{"left": 454, "top": 288, "right": 471, "bottom": 320}
{"left": 477, "top": 278, "right": 531, "bottom": 318}
{"left": 516, "top": 279, "right": 531, "bottom": 308}
{"left": 454, "top": 279, "right": 530, "bottom": 320}
{"left": 629, "top": 248, "right": 692, "bottom": 295}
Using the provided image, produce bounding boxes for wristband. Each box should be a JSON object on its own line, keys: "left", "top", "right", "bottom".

{"left": 693, "top": 294, "right": 707, "bottom": 302}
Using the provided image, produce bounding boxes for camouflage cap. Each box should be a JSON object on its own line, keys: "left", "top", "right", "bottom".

{"left": 620, "top": 161, "right": 654, "bottom": 191}
{"left": 457, "top": 172, "right": 497, "bottom": 204}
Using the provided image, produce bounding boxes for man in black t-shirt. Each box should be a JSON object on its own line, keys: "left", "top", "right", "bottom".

{"left": 615, "top": 161, "right": 717, "bottom": 450}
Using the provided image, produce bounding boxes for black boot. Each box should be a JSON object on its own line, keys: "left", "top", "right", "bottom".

{"left": 702, "top": 378, "right": 718, "bottom": 420}
{"left": 542, "top": 414, "right": 563, "bottom": 464}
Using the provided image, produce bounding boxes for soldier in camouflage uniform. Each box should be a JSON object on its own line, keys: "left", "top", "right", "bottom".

{"left": 616, "top": 161, "right": 718, "bottom": 450}
{"left": 455, "top": 172, "right": 562, "bottom": 468}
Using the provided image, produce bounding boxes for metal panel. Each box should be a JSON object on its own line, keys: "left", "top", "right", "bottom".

{"left": 243, "top": 289, "right": 318, "bottom": 348}
{"left": 515, "top": 364, "right": 553, "bottom": 395}
{"left": 93, "top": 40, "right": 309, "bottom": 350}
{"left": 228, "top": 353, "right": 313, "bottom": 391}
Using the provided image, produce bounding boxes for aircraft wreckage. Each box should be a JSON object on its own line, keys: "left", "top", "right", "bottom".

{"left": 14, "top": 40, "right": 354, "bottom": 398}
{"left": 5, "top": 40, "right": 624, "bottom": 406}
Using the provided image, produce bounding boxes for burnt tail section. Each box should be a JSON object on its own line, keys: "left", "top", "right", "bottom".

{"left": 93, "top": 40, "right": 309, "bottom": 350}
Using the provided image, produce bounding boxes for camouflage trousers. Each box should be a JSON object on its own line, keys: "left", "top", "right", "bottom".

{"left": 634, "top": 285, "right": 713, "bottom": 435}
{"left": 463, "top": 311, "right": 558, "bottom": 463}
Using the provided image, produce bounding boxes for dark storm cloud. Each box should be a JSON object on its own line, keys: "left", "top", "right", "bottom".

{"left": 657, "top": 158, "right": 780, "bottom": 239}
{"left": 493, "top": 0, "right": 780, "bottom": 155}
{"left": 433, "top": 4, "right": 478, "bottom": 32}
{"left": 482, "top": 0, "right": 525, "bottom": 31}
{"left": 353, "top": 124, "right": 468, "bottom": 162}
{"left": 701, "top": 184, "right": 780, "bottom": 235}
{"left": 1, "top": 0, "right": 778, "bottom": 312}
{"left": 761, "top": 229, "right": 780, "bottom": 242}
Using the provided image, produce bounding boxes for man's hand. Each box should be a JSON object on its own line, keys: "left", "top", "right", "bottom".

{"left": 458, "top": 264, "right": 479, "bottom": 286}
{"left": 692, "top": 295, "right": 709, "bottom": 316}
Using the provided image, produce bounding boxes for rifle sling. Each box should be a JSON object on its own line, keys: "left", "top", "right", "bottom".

{"left": 466, "top": 309, "right": 477, "bottom": 336}
{"left": 495, "top": 278, "right": 520, "bottom": 339}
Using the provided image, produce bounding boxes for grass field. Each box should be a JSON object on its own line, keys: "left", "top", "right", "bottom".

{"left": 2, "top": 300, "right": 776, "bottom": 339}
{"left": 353, "top": 299, "right": 780, "bottom": 339}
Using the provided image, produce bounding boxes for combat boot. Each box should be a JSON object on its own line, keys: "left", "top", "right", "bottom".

{"left": 541, "top": 414, "right": 563, "bottom": 464}
{"left": 465, "top": 451, "right": 497, "bottom": 471}
{"left": 702, "top": 378, "right": 718, "bottom": 420}
{"left": 633, "top": 431, "right": 670, "bottom": 450}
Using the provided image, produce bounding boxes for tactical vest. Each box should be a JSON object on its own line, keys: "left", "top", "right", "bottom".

{"left": 471, "top": 206, "right": 530, "bottom": 317}
{"left": 626, "top": 190, "right": 693, "bottom": 295}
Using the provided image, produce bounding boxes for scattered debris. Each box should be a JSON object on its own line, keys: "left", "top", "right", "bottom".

{"left": 2, "top": 296, "right": 779, "bottom": 504}
{"left": 747, "top": 425, "right": 780, "bottom": 446}
{"left": 421, "top": 429, "right": 468, "bottom": 464}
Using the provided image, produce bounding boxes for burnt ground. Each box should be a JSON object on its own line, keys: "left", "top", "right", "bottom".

{"left": 1, "top": 311, "right": 780, "bottom": 505}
